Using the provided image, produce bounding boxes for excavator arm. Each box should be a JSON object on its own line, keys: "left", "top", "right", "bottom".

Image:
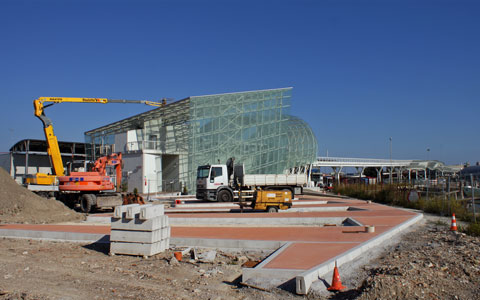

{"left": 32, "top": 97, "right": 166, "bottom": 182}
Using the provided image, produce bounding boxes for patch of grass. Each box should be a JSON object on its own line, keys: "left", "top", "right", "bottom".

{"left": 463, "top": 222, "right": 480, "bottom": 237}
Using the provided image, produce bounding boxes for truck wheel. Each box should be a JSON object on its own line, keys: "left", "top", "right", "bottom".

{"left": 267, "top": 206, "right": 278, "bottom": 213}
{"left": 80, "top": 194, "right": 95, "bottom": 213}
{"left": 217, "top": 190, "right": 233, "bottom": 202}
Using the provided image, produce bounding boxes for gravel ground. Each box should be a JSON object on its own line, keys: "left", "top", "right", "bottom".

{"left": 1, "top": 214, "right": 479, "bottom": 299}
{"left": 312, "top": 214, "right": 480, "bottom": 300}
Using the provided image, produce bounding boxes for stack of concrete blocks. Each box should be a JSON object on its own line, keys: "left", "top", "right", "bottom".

{"left": 110, "top": 204, "right": 170, "bottom": 257}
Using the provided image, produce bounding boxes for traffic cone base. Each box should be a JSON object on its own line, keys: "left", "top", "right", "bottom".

{"left": 450, "top": 213, "right": 457, "bottom": 231}
{"left": 327, "top": 262, "right": 346, "bottom": 291}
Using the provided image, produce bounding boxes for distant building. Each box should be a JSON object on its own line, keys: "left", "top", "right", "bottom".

{"left": 84, "top": 88, "right": 318, "bottom": 194}
{"left": 459, "top": 165, "right": 480, "bottom": 179}
{"left": 0, "top": 139, "right": 85, "bottom": 184}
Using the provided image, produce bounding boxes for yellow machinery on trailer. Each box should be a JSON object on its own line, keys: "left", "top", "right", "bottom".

{"left": 238, "top": 190, "right": 292, "bottom": 212}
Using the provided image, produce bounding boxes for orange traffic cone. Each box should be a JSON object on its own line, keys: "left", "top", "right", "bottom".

{"left": 450, "top": 213, "right": 457, "bottom": 231}
{"left": 327, "top": 261, "right": 346, "bottom": 291}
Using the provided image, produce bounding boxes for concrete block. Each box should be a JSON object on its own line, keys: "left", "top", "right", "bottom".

{"left": 110, "top": 240, "right": 166, "bottom": 256}
{"left": 0, "top": 228, "right": 107, "bottom": 243}
{"left": 113, "top": 204, "right": 139, "bottom": 218}
{"left": 165, "top": 238, "right": 170, "bottom": 250}
{"left": 126, "top": 204, "right": 152, "bottom": 219}
{"left": 111, "top": 215, "right": 168, "bottom": 231}
{"left": 198, "top": 250, "right": 216, "bottom": 262}
{"left": 171, "top": 237, "right": 284, "bottom": 250}
{"left": 111, "top": 229, "right": 166, "bottom": 243}
{"left": 140, "top": 204, "right": 165, "bottom": 220}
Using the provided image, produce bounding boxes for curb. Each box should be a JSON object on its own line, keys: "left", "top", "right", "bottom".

{"left": 0, "top": 228, "right": 108, "bottom": 243}
{"left": 295, "top": 212, "right": 424, "bottom": 294}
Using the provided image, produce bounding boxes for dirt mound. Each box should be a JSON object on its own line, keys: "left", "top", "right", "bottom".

{"left": 0, "top": 168, "right": 84, "bottom": 224}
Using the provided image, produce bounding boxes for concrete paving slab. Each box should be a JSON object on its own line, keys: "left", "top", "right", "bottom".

{"left": 0, "top": 224, "right": 109, "bottom": 243}
{"left": 111, "top": 227, "right": 169, "bottom": 243}
{"left": 111, "top": 215, "right": 169, "bottom": 231}
{"left": 173, "top": 200, "right": 328, "bottom": 209}
{"left": 110, "top": 240, "right": 167, "bottom": 256}
{"left": 0, "top": 194, "right": 422, "bottom": 296}
{"left": 169, "top": 216, "right": 349, "bottom": 227}
{"left": 294, "top": 213, "right": 423, "bottom": 294}
{"left": 170, "top": 238, "right": 285, "bottom": 250}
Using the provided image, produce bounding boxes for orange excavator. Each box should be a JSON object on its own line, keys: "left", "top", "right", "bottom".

{"left": 30, "top": 97, "right": 164, "bottom": 212}
{"left": 59, "top": 153, "right": 123, "bottom": 192}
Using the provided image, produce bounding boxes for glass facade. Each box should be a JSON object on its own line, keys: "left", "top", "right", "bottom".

{"left": 84, "top": 88, "right": 318, "bottom": 193}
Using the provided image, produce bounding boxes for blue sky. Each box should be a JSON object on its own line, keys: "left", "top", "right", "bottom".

{"left": 0, "top": 0, "right": 478, "bottom": 165}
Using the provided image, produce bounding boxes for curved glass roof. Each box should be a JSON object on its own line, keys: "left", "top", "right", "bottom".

{"left": 84, "top": 88, "right": 318, "bottom": 192}
{"left": 186, "top": 88, "right": 318, "bottom": 188}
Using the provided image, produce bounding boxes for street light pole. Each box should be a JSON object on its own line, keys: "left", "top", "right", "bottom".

{"left": 426, "top": 148, "right": 430, "bottom": 201}
{"left": 389, "top": 137, "right": 392, "bottom": 184}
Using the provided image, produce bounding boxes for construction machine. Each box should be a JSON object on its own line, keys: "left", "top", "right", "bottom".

{"left": 29, "top": 97, "right": 166, "bottom": 212}
{"left": 196, "top": 157, "right": 306, "bottom": 202}
{"left": 59, "top": 153, "right": 123, "bottom": 193}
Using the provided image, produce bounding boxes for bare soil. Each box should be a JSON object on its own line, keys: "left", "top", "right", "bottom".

{"left": 0, "top": 239, "right": 298, "bottom": 300}
{"left": 0, "top": 168, "right": 83, "bottom": 224}
{"left": 0, "top": 215, "right": 479, "bottom": 300}
{"left": 0, "top": 171, "right": 479, "bottom": 300}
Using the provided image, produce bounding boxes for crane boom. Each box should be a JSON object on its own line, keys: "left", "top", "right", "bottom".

{"left": 32, "top": 97, "right": 166, "bottom": 183}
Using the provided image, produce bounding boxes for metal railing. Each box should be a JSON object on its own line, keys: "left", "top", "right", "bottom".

{"left": 315, "top": 156, "right": 414, "bottom": 167}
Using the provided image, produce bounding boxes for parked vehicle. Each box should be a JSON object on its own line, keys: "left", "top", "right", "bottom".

{"left": 196, "top": 157, "right": 306, "bottom": 202}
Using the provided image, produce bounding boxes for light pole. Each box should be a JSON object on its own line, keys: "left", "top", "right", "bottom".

{"left": 389, "top": 137, "right": 392, "bottom": 184}
{"left": 426, "top": 148, "right": 430, "bottom": 201}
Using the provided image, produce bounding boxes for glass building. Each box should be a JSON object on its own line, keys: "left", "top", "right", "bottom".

{"left": 84, "top": 88, "right": 318, "bottom": 194}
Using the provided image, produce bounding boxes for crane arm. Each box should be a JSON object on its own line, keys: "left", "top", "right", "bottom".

{"left": 34, "top": 97, "right": 165, "bottom": 118}
{"left": 33, "top": 97, "right": 166, "bottom": 177}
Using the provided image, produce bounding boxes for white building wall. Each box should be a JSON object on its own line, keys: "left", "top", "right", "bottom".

{"left": 143, "top": 153, "right": 158, "bottom": 194}
{"left": 127, "top": 130, "right": 139, "bottom": 151}
{"left": 122, "top": 152, "right": 143, "bottom": 193}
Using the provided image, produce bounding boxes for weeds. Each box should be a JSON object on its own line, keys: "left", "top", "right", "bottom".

{"left": 464, "top": 222, "right": 480, "bottom": 237}
{"left": 334, "top": 183, "right": 479, "bottom": 237}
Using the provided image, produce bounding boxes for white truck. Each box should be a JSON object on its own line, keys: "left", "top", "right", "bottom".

{"left": 196, "top": 158, "right": 307, "bottom": 202}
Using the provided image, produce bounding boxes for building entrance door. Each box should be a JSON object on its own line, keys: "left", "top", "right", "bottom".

{"left": 162, "top": 154, "right": 179, "bottom": 193}
{"left": 155, "top": 155, "right": 162, "bottom": 193}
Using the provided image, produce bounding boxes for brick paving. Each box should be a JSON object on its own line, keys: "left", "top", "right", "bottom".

{"left": 0, "top": 194, "right": 420, "bottom": 273}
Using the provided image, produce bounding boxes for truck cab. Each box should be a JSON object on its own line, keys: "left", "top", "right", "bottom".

{"left": 196, "top": 164, "right": 230, "bottom": 201}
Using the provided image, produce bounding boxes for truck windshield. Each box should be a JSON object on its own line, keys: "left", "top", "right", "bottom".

{"left": 197, "top": 166, "right": 210, "bottom": 178}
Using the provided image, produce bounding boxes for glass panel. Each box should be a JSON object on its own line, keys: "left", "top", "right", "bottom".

{"left": 84, "top": 88, "right": 318, "bottom": 193}
{"left": 186, "top": 88, "right": 317, "bottom": 190}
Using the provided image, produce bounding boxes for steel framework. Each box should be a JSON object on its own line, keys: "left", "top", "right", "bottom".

{"left": 84, "top": 88, "right": 318, "bottom": 192}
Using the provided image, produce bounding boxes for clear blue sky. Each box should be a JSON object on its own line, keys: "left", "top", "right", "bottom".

{"left": 1, "top": 0, "right": 478, "bottom": 165}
